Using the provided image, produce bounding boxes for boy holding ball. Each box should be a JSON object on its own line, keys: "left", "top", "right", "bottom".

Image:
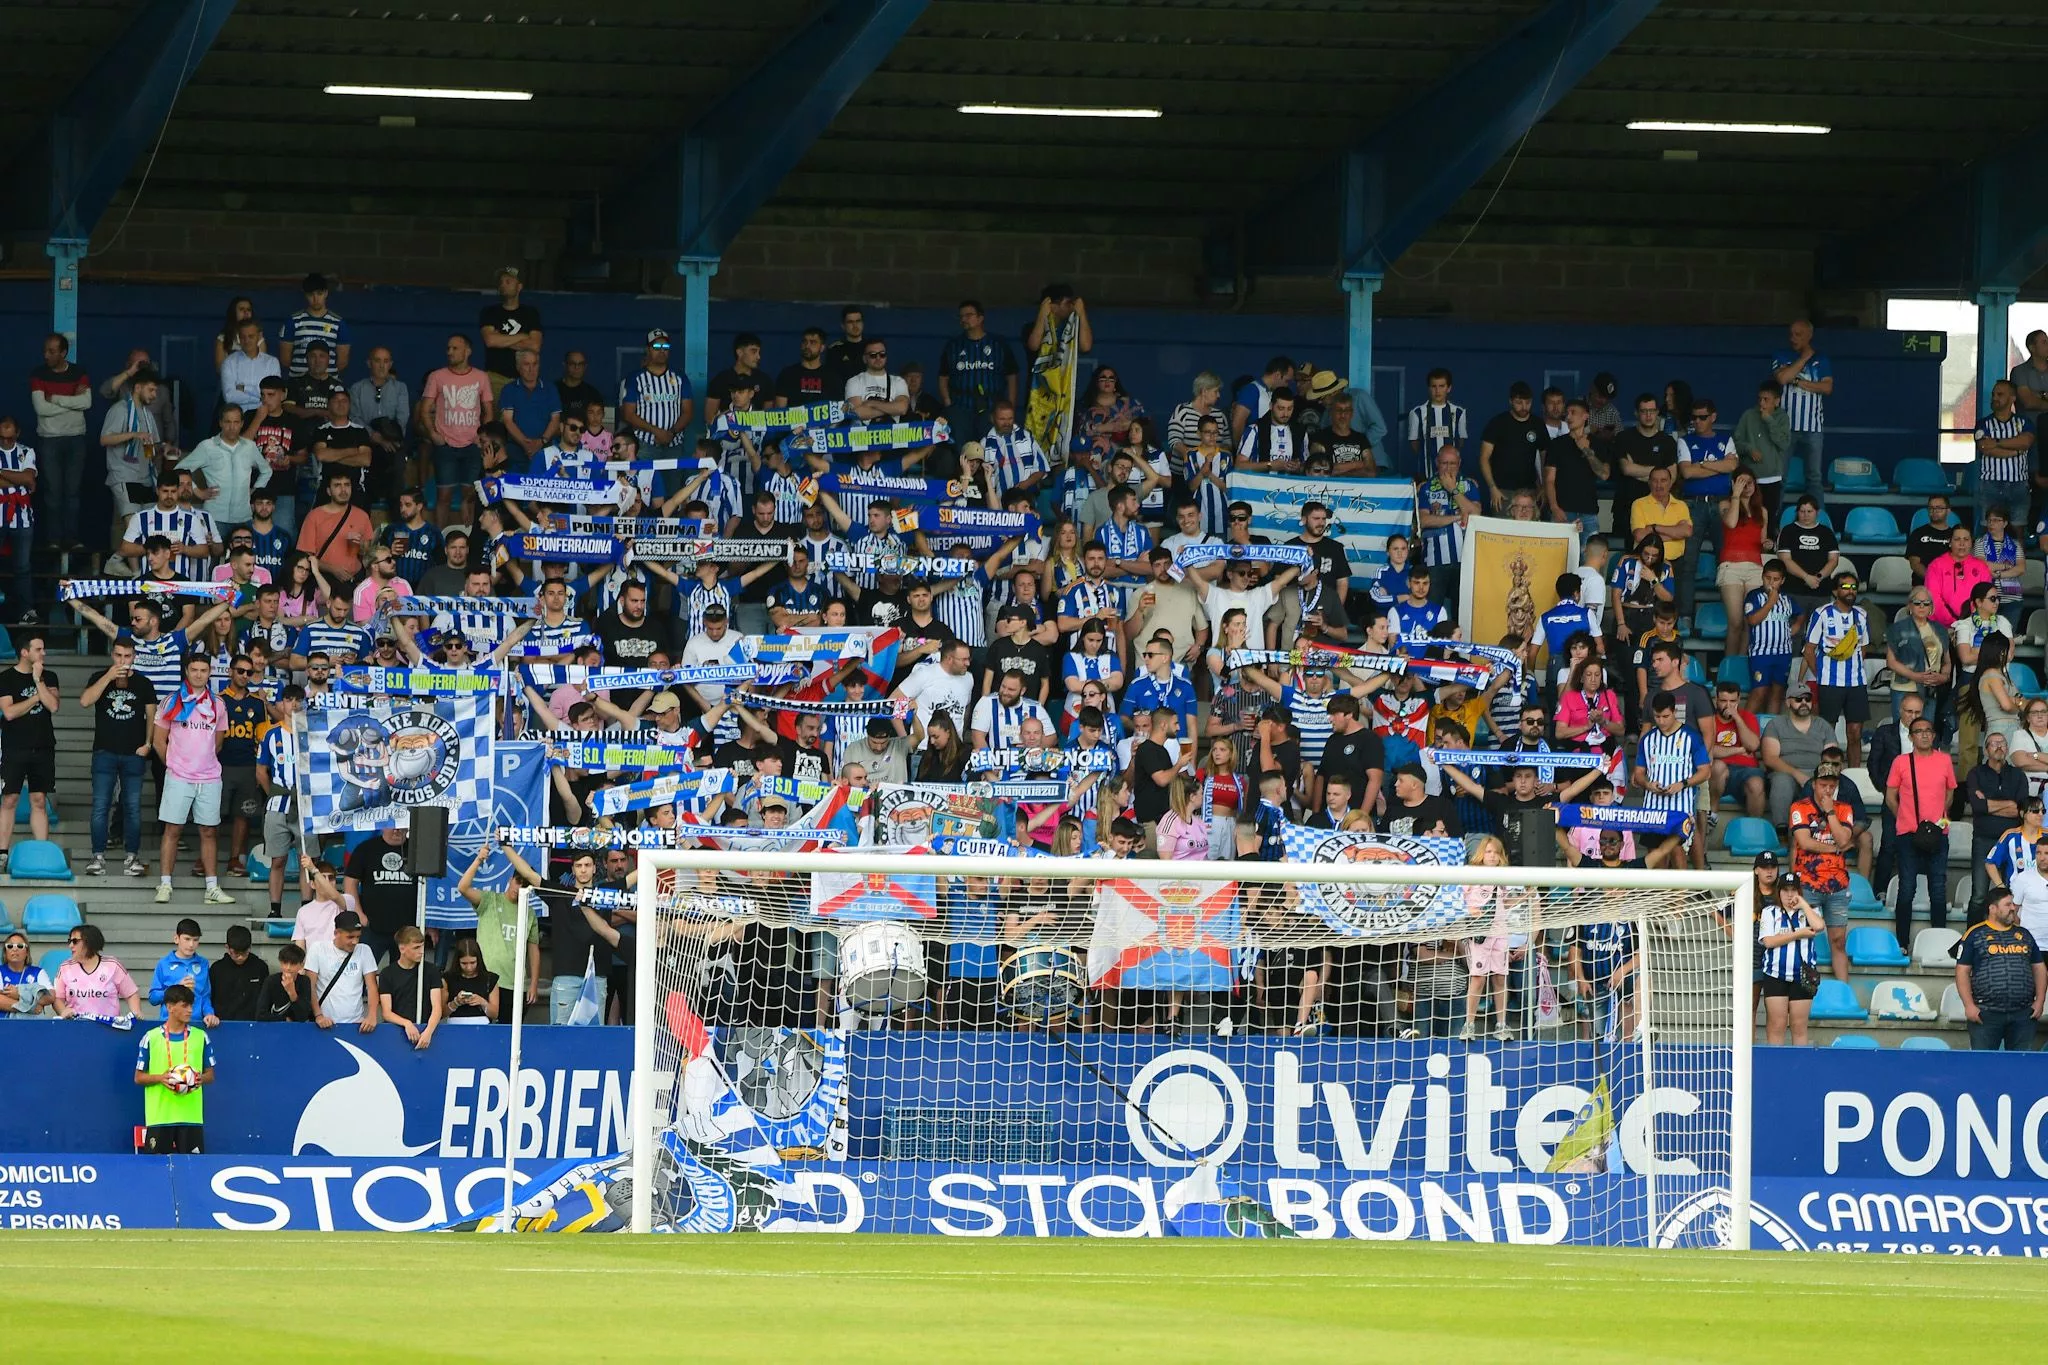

{"left": 133, "top": 983, "right": 215, "bottom": 1153}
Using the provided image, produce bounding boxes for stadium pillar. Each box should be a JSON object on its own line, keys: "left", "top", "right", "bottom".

{"left": 47, "top": 238, "right": 86, "bottom": 350}
{"left": 1978, "top": 286, "right": 2017, "bottom": 413}
{"left": 678, "top": 255, "right": 720, "bottom": 412}
{"left": 1342, "top": 271, "right": 1382, "bottom": 388}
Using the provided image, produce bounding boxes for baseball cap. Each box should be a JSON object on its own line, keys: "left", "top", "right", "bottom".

{"left": 647, "top": 693, "right": 680, "bottom": 715}
{"left": 1786, "top": 681, "right": 1814, "bottom": 700}
{"left": 1814, "top": 760, "right": 1842, "bottom": 780}
{"left": 498, "top": 264, "right": 521, "bottom": 279}
{"left": 646, "top": 328, "right": 671, "bottom": 347}
{"left": 1394, "top": 762, "right": 1427, "bottom": 784}
{"left": 1752, "top": 851, "right": 1779, "bottom": 869}
{"left": 332, "top": 909, "right": 366, "bottom": 931}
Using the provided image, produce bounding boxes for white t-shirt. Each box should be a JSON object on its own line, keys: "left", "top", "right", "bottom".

{"left": 1575, "top": 565, "right": 1607, "bottom": 632}
{"left": 305, "top": 939, "right": 379, "bottom": 1023}
{"left": 898, "top": 661, "right": 974, "bottom": 728}
{"left": 2011, "top": 864, "right": 2048, "bottom": 943}
{"left": 681, "top": 630, "right": 753, "bottom": 704}
{"left": 844, "top": 373, "right": 909, "bottom": 405}
{"left": 1203, "top": 582, "right": 1277, "bottom": 642}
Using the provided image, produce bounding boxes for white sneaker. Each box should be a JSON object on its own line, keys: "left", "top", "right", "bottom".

{"left": 1493, "top": 1026, "right": 1515, "bottom": 1042}
{"left": 85, "top": 856, "right": 105, "bottom": 876}
{"left": 203, "top": 886, "right": 236, "bottom": 906}
{"left": 124, "top": 855, "right": 146, "bottom": 877}
{"left": 1457, "top": 1023, "right": 1476, "bottom": 1041}
{"left": 153, "top": 882, "right": 173, "bottom": 903}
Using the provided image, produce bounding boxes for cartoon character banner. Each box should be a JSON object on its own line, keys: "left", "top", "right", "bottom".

{"left": 1456, "top": 516, "right": 1578, "bottom": 664}
{"left": 295, "top": 693, "right": 493, "bottom": 835}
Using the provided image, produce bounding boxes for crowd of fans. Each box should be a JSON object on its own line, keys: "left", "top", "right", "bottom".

{"left": 2, "top": 275, "right": 2042, "bottom": 1051}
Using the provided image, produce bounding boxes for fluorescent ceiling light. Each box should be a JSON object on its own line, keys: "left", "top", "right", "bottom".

{"left": 324, "top": 84, "right": 532, "bottom": 102}
{"left": 959, "top": 103, "right": 1161, "bottom": 120}
{"left": 1626, "top": 120, "right": 1828, "bottom": 135}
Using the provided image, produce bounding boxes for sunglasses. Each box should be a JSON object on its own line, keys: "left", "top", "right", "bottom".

{"left": 232, "top": 667, "right": 253, "bottom": 676}
{"left": 864, "top": 350, "right": 886, "bottom": 359}
{"left": 1229, "top": 513, "right": 1251, "bottom": 522}
{"left": 1909, "top": 598, "right": 1933, "bottom": 607}
{"left": 67, "top": 936, "right": 83, "bottom": 945}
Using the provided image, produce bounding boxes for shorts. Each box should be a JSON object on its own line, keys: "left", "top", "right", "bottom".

{"left": 160, "top": 777, "right": 223, "bottom": 827}
{"left": 1761, "top": 974, "right": 1816, "bottom": 1002}
{"left": 1749, "top": 654, "right": 1791, "bottom": 687}
{"left": 1715, "top": 560, "right": 1764, "bottom": 593}
{"left": 0, "top": 749, "right": 54, "bottom": 795}
{"left": 1466, "top": 936, "right": 1511, "bottom": 977}
{"left": 433, "top": 443, "right": 483, "bottom": 488}
{"left": 220, "top": 765, "right": 263, "bottom": 822}
{"left": 142, "top": 1124, "right": 204, "bottom": 1154}
{"left": 1815, "top": 683, "right": 1870, "bottom": 725}
{"left": 1812, "top": 886, "right": 1851, "bottom": 928}
{"left": 263, "top": 807, "right": 305, "bottom": 863}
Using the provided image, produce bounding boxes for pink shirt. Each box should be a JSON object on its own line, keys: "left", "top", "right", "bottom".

{"left": 55, "top": 957, "right": 138, "bottom": 1020}
{"left": 423, "top": 367, "right": 491, "bottom": 448}
{"left": 291, "top": 894, "right": 358, "bottom": 947}
{"left": 211, "top": 565, "right": 273, "bottom": 585}
{"left": 158, "top": 690, "right": 224, "bottom": 783}
{"left": 1158, "top": 811, "right": 1211, "bottom": 860}
{"left": 1886, "top": 751, "right": 1958, "bottom": 833}
{"left": 1925, "top": 554, "right": 1992, "bottom": 628}
{"left": 352, "top": 574, "right": 414, "bottom": 624}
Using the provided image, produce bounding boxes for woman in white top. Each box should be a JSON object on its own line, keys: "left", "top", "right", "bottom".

{"left": 2008, "top": 697, "right": 2048, "bottom": 800}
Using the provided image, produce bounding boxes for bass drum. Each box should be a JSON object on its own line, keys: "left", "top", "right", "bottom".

{"left": 1000, "top": 947, "right": 1085, "bottom": 1027}
{"left": 838, "top": 921, "right": 927, "bottom": 1011}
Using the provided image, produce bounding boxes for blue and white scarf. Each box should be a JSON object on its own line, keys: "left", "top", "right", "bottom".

{"left": 397, "top": 596, "right": 540, "bottom": 619}
{"left": 335, "top": 666, "right": 502, "bottom": 696}
{"left": 792, "top": 420, "right": 949, "bottom": 454}
{"left": 478, "top": 476, "right": 625, "bottom": 506}
{"left": 587, "top": 770, "right": 738, "bottom": 818}
{"left": 60, "top": 579, "right": 235, "bottom": 604}
{"left": 807, "top": 472, "right": 982, "bottom": 506}
{"left": 1555, "top": 803, "right": 1689, "bottom": 836}
{"left": 823, "top": 551, "right": 976, "bottom": 578}
{"left": 739, "top": 693, "right": 908, "bottom": 719}
{"left": 524, "top": 663, "right": 755, "bottom": 691}
{"left": 515, "top": 531, "right": 628, "bottom": 565}
{"left": 1172, "top": 543, "right": 1313, "bottom": 571}
{"left": 966, "top": 747, "right": 1120, "bottom": 774}
{"left": 890, "top": 505, "right": 1038, "bottom": 541}
{"left": 714, "top": 402, "right": 846, "bottom": 435}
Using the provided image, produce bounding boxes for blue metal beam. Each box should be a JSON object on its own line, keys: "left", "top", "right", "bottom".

{"left": 612, "top": 0, "right": 927, "bottom": 258}
{"left": 14, "top": 0, "right": 240, "bottom": 239}
{"left": 1248, "top": 0, "right": 1661, "bottom": 277}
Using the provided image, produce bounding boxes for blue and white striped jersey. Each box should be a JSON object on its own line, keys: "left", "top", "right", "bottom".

{"left": 1742, "top": 587, "right": 1794, "bottom": 658}
{"left": 969, "top": 694, "right": 1052, "bottom": 747}
{"left": 1769, "top": 348, "right": 1829, "bottom": 433}
{"left": 1405, "top": 401, "right": 1468, "bottom": 464}
{"left": 848, "top": 530, "right": 906, "bottom": 590}
{"left": 125, "top": 507, "right": 213, "bottom": 580}
{"left": 1804, "top": 603, "right": 1869, "bottom": 688}
{"left": 932, "top": 569, "right": 987, "bottom": 648}
{"left": 258, "top": 724, "right": 297, "bottom": 811}
{"left": 682, "top": 580, "right": 733, "bottom": 639}
{"left": 1759, "top": 898, "right": 1815, "bottom": 982}
{"left": 1096, "top": 518, "right": 1153, "bottom": 564}
{"left": 292, "top": 620, "right": 372, "bottom": 665}
{"left": 1636, "top": 724, "right": 1708, "bottom": 812}
{"left": 279, "top": 310, "right": 349, "bottom": 376}
{"left": 621, "top": 368, "right": 692, "bottom": 445}
{"left": 119, "top": 628, "right": 192, "bottom": 698}
{"left": 763, "top": 471, "right": 807, "bottom": 526}
{"left": 1975, "top": 412, "right": 2034, "bottom": 485}
{"left": 1280, "top": 684, "right": 1335, "bottom": 764}
{"left": 800, "top": 533, "right": 848, "bottom": 591}
{"left": 983, "top": 426, "right": 1049, "bottom": 495}
{"left": 1418, "top": 476, "right": 1481, "bottom": 567}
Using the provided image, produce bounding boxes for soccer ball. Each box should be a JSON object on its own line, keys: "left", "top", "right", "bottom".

{"left": 164, "top": 1065, "right": 199, "bottom": 1094}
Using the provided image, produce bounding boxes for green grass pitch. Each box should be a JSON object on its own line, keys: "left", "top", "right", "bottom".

{"left": 3, "top": 1233, "right": 2036, "bottom": 1361}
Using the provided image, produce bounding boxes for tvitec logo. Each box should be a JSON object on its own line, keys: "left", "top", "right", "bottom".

{"left": 284, "top": 1039, "right": 656, "bottom": 1160}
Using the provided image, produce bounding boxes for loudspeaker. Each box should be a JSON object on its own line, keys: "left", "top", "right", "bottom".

{"left": 406, "top": 805, "right": 450, "bottom": 878}
{"left": 1508, "top": 805, "right": 1557, "bottom": 868}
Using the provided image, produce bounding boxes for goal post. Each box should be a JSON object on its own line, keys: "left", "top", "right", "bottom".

{"left": 629, "top": 847, "right": 1753, "bottom": 1246}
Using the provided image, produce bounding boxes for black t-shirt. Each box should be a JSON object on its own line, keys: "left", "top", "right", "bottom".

{"left": 343, "top": 837, "right": 417, "bottom": 935}
{"left": 1287, "top": 534, "right": 1351, "bottom": 593}
{"left": 478, "top": 303, "right": 543, "bottom": 378}
{"left": 895, "top": 612, "right": 957, "bottom": 671}
{"left": 1484, "top": 790, "right": 1551, "bottom": 850}
{"left": 594, "top": 609, "right": 678, "bottom": 670}
{"left": 1546, "top": 433, "right": 1602, "bottom": 513}
{"left": 778, "top": 739, "right": 831, "bottom": 783}
{"left": 254, "top": 971, "right": 316, "bottom": 1022}
{"left": 539, "top": 878, "right": 612, "bottom": 981}
{"left": 1906, "top": 522, "right": 1956, "bottom": 573}
{"left": 707, "top": 367, "right": 768, "bottom": 409}
{"left": 862, "top": 592, "right": 910, "bottom": 631}
{"left": 1259, "top": 738, "right": 1304, "bottom": 786}
{"left": 989, "top": 640, "right": 1056, "bottom": 698}
{"left": 444, "top": 968, "right": 499, "bottom": 1018}
{"left": 314, "top": 420, "right": 374, "bottom": 505}
{"left": 209, "top": 952, "right": 268, "bottom": 1022}
{"left": 89, "top": 666, "right": 156, "bottom": 755}
{"left": 775, "top": 362, "right": 831, "bottom": 407}
{"left": 1382, "top": 794, "right": 1464, "bottom": 839}
{"left": 1323, "top": 429, "right": 1372, "bottom": 470}
{"left": 822, "top": 340, "right": 865, "bottom": 393}
{"left": 0, "top": 667, "right": 56, "bottom": 754}
{"left": 248, "top": 412, "right": 302, "bottom": 499}
{"left": 1480, "top": 412, "right": 1545, "bottom": 489}
{"left": 712, "top": 737, "right": 773, "bottom": 780}
{"left": 1318, "top": 728, "right": 1384, "bottom": 794}
{"left": 1133, "top": 740, "right": 1177, "bottom": 823}
{"left": 556, "top": 379, "right": 603, "bottom": 422}
{"left": 1779, "top": 523, "right": 1839, "bottom": 582}
{"left": 729, "top": 523, "right": 799, "bottom": 600}
{"left": 288, "top": 374, "right": 345, "bottom": 417}
{"left": 1611, "top": 429, "right": 1680, "bottom": 512}
{"left": 377, "top": 960, "right": 437, "bottom": 1023}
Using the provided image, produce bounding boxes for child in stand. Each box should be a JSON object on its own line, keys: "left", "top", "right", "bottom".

{"left": 1460, "top": 835, "right": 1520, "bottom": 1041}
{"left": 1743, "top": 557, "right": 1795, "bottom": 714}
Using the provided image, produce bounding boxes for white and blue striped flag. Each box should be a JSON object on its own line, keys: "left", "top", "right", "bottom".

{"left": 566, "top": 950, "right": 603, "bottom": 1026}
{"left": 1225, "top": 473, "right": 1416, "bottom": 579}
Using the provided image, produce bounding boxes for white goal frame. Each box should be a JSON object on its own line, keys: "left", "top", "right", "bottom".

{"left": 630, "top": 849, "right": 1753, "bottom": 1244}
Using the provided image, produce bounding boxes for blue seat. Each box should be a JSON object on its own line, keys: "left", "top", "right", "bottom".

{"left": 1830, "top": 458, "right": 1884, "bottom": 493}
{"left": 19, "top": 893, "right": 80, "bottom": 937}
{"left": 1810, "top": 978, "right": 1867, "bottom": 1021}
{"left": 249, "top": 847, "right": 302, "bottom": 883}
{"left": 1893, "top": 458, "right": 1950, "bottom": 497}
{"left": 1813, "top": 931, "right": 1831, "bottom": 967}
{"left": 1695, "top": 601, "right": 1728, "bottom": 640}
{"left": 36, "top": 947, "right": 67, "bottom": 982}
{"left": 2010, "top": 661, "right": 2048, "bottom": 700}
{"left": 0, "top": 896, "right": 10, "bottom": 932}
{"left": 1846, "top": 925, "right": 1909, "bottom": 967}
{"left": 1846, "top": 873, "right": 1885, "bottom": 918}
{"left": 1695, "top": 550, "right": 1717, "bottom": 586}
{"left": 1899, "top": 1035, "right": 1952, "bottom": 1051}
{"left": 1778, "top": 505, "right": 1837, "bottom": 532}
{"left": 1784, "top": 458, "right": 1808, "bottom": 492}
{"left": 1716, "top": 655, "right": 1752, "bottom": 689}
{"left": 11, "top": 790, "right": 57, "bottom": 830}
{"left": 1683, "top": 654, "right": 1708, "bottom": 687}
{"left": 1842, "top": 506, "right": 1905, "bottom": 547}
{"left": 7, "top": 840, "right": 71, "bottom": 881}
{"left": 1830, "top": 1034, "right": 1881, "bottom": 1048}
{"left": 1723, "top": 816, "right": 1786, "bottom": 859}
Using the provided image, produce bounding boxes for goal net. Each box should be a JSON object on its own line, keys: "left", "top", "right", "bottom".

{"left": 626, "top": 847, "right": 1753, "bottom": 1247}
